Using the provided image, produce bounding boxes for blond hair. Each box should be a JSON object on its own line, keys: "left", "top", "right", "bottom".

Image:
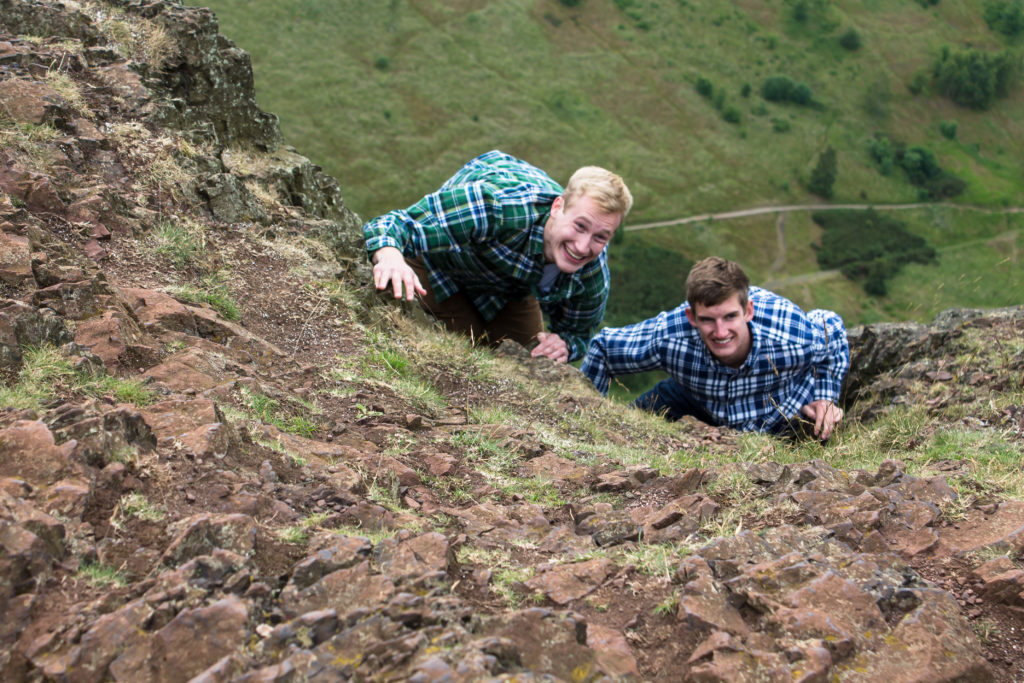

{"left": 563, "top": 166, "right": 633, "bottom": 216}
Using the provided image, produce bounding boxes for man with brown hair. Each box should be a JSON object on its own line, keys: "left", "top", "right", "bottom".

{"left": 364, "top": 150, "right": 632, "bottom": 363}
{"left": 581, "top": 257, "right": 849, "bottom": 439}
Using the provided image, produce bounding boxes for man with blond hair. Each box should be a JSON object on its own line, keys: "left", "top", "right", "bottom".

{"left": 582, "top": 257, "right": 849, "bottom": 439}
{"left": 364, "top": 150, "right": 632, "bottom": 363}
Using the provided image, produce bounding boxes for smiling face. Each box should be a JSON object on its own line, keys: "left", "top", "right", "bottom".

{"left": 685, "top": 292, "right": 754, "bottom": 368}
{"left": 542, "top": 193, "right": 622, "bottom": 273}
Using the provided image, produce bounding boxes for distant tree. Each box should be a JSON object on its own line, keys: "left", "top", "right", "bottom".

{"left": 791, "top": 82, "right": 813, "bottom": 105}
{"left": 939, "top": 120, "right": 958, "bottom": 139}
{"left": 696, "top": 77, "right": 714, "bottom": 98}
{"left": 868, "top": 135, "right": 894, "bottom": 175}
{"left": 813, "top": 209, "right": 937, "bottom": 295}
{"left": 984, "top": 0, "right": 1024, "bottom": 37}
{"left": 762, "top": 75, "right": 796, "bottom": 101}
{"left": 722, "top": 105, "right": 742, "bottom": 124}
{"left": 839, "top": 28, "right": 861, "bottom": 50}
{"left": 558, "top": 0, "right": 584, "bottom": 6}
{"left": 761, "top": 76, "right": 813, "bottom": 105}
{"left": 932, "top": 47, "right": 1019, "bottom": 110}
{"left": 792, "top": 0, "right": 809, "bottom": 22}
{"left": 740, "top": 82, "right": 752, "bottom": 97}
{"left": 807, "top": 147, "right": 837, "bottom": 198}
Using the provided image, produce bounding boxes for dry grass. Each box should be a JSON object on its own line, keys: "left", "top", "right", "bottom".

{"left": 86, "top": 2, "right": 176, "bottom": 70}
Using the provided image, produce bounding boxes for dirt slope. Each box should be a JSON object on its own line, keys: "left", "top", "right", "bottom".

{"left": 1, "top": 1, "right": 1023, "bottom": 681}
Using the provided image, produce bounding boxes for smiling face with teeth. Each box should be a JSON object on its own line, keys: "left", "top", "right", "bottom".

{"left": 542, "top": 193, "right": 622, "bottom": 274}
{"left": 685, "top": 293, "right": 755, "bottom": 368}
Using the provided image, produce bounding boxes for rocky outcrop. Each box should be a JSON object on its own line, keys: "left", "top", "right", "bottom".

{"left": 1, "top": 1, "right": 1021, "bottom": 681}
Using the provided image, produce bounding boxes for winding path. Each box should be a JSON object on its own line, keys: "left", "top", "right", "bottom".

{"left": 623, "top": 202, "right": 1024, "bottom": 232}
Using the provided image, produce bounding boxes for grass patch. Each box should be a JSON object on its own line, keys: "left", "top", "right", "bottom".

{"left": 113, "top": 493, "right": 165, "bottom": 528}
{"left": 277, "top": 512, "right": 333, "bottom": 544}
{"left": 172, "top": 272, "right": 241, "bottom": 321}
{"left": 237, "top": 385, "right": 321, "bottom": 438}
{"left": 77, "top": 562, "right": 127, "bottom": 588}
{"left": 152, "top": 219, "right": 207, "bottom": 270}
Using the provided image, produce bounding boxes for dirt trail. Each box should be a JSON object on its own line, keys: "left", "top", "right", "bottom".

{"left": 624, "top": 202, "right": 1024, "bottom": 232}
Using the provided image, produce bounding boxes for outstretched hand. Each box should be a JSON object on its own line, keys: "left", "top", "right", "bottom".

{"left": 532, "top": 331, "right": 569, "bottom": 363}
{"left": 372, "top": 247, "right": 427, "bottom": 301}
{"left": 800, "top": 400, "right": 844, "bottom": 440}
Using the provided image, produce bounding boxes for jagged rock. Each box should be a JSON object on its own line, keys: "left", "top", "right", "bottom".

{"left": 678, "top": 573, "right": 750, "bottom": 636}
{"left": 49, "top": 403, "right": 156, "bottom": 468}
{"left": 1, "top": 489, "right": 66, "bottom": 594}
{"left": 0, "top": 420, "right": 78, "bottom": 487}
{"left": 107, "top": 596, "right": 250, "bottom": 681}
{"left": 525, "top": 557, "right": 615, "bottom": 604}
{"left": 0, "top": 299, "right": 71, "bottom": 371}
{"left": 0, "top": 231, "right": 32, "bottom": 288}
{"left": 288, "top": 536, "right": 373, "bottom": 590}
{"left": 60, "top": 599, "right": 156, "bottom": 683}
{"left": 200, "top": 173, "right": 266, "bottom": 224}
{"left": 374, "top": 532, "right": 450, "bottom": 583}
{"left": 575, "top": 509, "right": 640, "bottom": 547}
{"left": 41, "top": 478, "right": 91, "bottom": 520}
{"left": 521, "top": 452, "right": 588, "bottom": 485}
{"left": 160, "top": 513, "right": 257, "bottom": 568}
{"left": 839, "top": 588, "right": 992, "bottom": 681}
{"left": 969, "top": 557, "right": 1024, "bottom": 606}
{"left": 278, "top": 560, "right": 395, "bottom": 620}
{"left": 586, "top": 623, "right": 639, "bottom": 679}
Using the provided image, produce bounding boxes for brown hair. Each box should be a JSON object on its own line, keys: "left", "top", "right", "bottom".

{"left": 686, "top": 257, "right": 750, "bottom": 308}
{"left": 562, "top": 166, "right": 633, "bottom": 216}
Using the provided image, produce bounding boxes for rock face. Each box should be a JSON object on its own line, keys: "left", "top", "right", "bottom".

{"left": 1, "top": 1, "right": 1022, "bottom": 681}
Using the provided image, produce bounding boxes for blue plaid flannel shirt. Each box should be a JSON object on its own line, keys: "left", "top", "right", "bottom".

{"left": 581, "top": 287, "right": 850, "bottom": 433}
{"left": 363, "top": 150, "right": 611, "bottom": 361}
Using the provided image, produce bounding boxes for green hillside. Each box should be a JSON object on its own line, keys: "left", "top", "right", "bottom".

{"left": 194, "top": 0, "right": 1023, "bottom": 324}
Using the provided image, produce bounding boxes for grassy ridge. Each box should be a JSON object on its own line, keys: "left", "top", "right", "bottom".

{"left": 195, "top": 0, "right": 1024, "bottom": 324}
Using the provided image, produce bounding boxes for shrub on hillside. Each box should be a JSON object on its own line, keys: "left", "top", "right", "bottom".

{"left": 807, "top": 147, "right": 837, "bottom": 198}
{"left": 812, "top": 209, "right": 937, "bottom": 296}
{"left": 839, "top": 28, "right": 861, "bottom": 50}
{"left": 984, "top": 0, "right": 1024, "bottom": 37}
{"left": 867, "top": 135, "right": 965, "bottom": 199}
{"left": 761, "top": 76, "right": 814, "bottom": 106}
{"left": 931, "top": 47, "right": 1019, "bottom": 110}
{"left": 939, "top": 120, "right": 958, "bottom": 139}
{"left": 696, "top": 77, "right": 714, "bottom": 98}
{"left": 722, "top": 105, "right": 742, "bottom": 124}
{"left": 868, "top": 135, "right": 894, "bottom": 175}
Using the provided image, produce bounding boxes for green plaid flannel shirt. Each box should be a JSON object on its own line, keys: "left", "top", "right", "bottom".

{"left": 363, "top": 150, "right": 611, "bottom": 361}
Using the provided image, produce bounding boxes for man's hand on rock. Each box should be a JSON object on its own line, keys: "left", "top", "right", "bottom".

{"left": 532, "top": 332, "right": 569, "bottom": 363}
{"left": 372, "top": 247, "right": 426, "bottom": 301}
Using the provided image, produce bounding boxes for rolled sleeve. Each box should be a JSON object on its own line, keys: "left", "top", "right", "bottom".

{"left": 807, "top": 308, "right": 850, "bottom": 403}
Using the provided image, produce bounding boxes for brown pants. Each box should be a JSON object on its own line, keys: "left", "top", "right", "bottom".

{"left": 408, "top": 258, "right": 544, "bottom": 348}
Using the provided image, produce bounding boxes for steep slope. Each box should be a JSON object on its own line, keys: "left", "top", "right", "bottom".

{"left": 1, "top": 1, "right": 1023, "bottom": 681}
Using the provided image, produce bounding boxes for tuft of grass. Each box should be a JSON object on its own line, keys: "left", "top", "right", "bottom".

{"left": 45, "top": 68, "right": 91, "bottom": 118}
{"left": 277, "top": 512, "right": 332, "bottom": 544}
{"left": 83, "top": 374, "right": 158, "bottom": 406}
{"left": 113, "top": 493, "right": 165, "bottom": 527}
{"left": 87, "top": 5, "right": 175, "bottom": 69}
{"left": 619, "top": 541, "right": 693, "bottom": 580}
{"left": 0, "top": 345, "right": 75, "bottom": 410}
{"left": 653, "top": 592, "right": 680, "bottom": 617}
{"left": 172, "top": 271, "right": 241, "bottom": 321}
{"left": 237, "top": 385, "right": 321, "bottom": 438}
{"left": 152, "top": 219, "right": 207, "bottom": 270}
{"left": 78, "top": 562, "right": 127, "bottom": 588}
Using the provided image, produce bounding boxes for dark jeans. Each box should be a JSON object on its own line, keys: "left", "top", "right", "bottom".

{"left": 632, "top": 378, "right": 718, "bottom": 426}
